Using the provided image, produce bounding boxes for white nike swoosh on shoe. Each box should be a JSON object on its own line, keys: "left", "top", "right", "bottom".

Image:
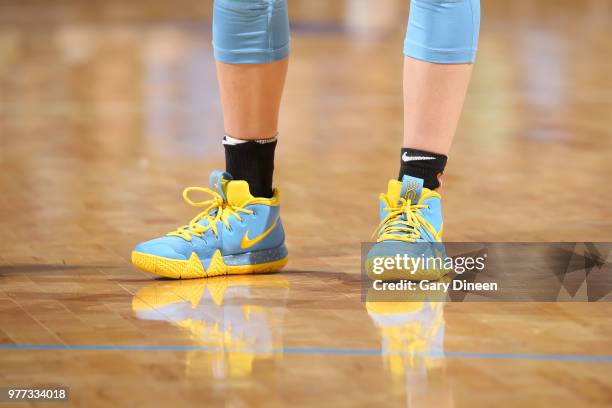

{"left": 402, "top": 152, "right": 437, "bottom": 162}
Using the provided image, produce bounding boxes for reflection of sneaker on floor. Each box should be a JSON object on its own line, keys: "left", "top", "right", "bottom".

{"left": 132, "top": 275, "right": 290, "bottom": 379}
{"left": 366, "top": 298, "right": 446, "bottom": 375}
{"left": 368, "top": 175, "right": 448, "bottom": 281}
{"left": 366, "top": 296, "right": 450, "bottom": 407}
{"left": 132, "top": 170, "right": 288, "bottom": 279}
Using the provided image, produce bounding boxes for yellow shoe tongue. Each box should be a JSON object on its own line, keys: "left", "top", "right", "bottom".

{"left": 386, "top": 176, "right": 425, "bottom": 205}
{"left": 386, "top": 179, "right": 403, "bottom": 204}
{"left": 225, "top": 180, "right": 254, "bottom": 207}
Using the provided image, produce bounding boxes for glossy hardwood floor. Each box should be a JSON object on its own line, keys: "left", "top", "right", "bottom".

{"left": 1, "top": 0, "right": 611, "bottom": 406}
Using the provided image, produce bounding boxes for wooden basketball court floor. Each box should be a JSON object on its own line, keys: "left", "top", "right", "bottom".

{"left": 1, "top": 0, "right": 611, "bottom": 406}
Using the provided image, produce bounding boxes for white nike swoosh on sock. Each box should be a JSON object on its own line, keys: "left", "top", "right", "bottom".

{"left": 402, "top": 152, "right": 437, "bottom": 162}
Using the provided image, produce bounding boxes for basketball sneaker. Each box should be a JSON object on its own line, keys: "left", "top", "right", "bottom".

{"left": 131, "top": 170, "right": 288, "bottom": 279}
{"left": 368, "top": 175, "right": 448, "bottom": 281}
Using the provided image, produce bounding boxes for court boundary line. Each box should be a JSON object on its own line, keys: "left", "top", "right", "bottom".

{"left": 0, "top": 343, "right": 611, "bottom": 363}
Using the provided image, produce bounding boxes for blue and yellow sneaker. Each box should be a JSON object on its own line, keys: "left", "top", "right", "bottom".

{"left": 368, "top": 175, "right": 448, "bottom": 281}
{"left": 131, "top": 170, "right": 288, "bottom": 279}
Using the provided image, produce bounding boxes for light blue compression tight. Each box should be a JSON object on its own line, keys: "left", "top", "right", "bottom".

{"left": 212, "top": 0, "right": 480, "bottom": 65}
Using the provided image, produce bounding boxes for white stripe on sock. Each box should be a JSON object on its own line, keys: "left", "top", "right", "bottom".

{"left": 223, "top": 134, "right": 278, "bottom": 145}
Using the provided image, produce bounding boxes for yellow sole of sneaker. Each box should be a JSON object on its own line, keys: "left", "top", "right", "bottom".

{"left": 131, "top": 250, "right": 288, "bottom": 279}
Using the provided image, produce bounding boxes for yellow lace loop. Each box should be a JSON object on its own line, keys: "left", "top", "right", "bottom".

{"left": 371, "top": 196, "right": 429, "bottom": 243}
{"left": 167, "top": 186, "right": 254, "bottom": 241}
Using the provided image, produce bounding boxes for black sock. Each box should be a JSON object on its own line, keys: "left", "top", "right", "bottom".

{"left": 399, "top": 148, "right": 448, "bottom": 190}
{"left": 223, "top": 135, "right": 277, "bottom": 198}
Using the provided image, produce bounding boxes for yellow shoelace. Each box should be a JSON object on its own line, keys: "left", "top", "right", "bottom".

{"left": 167, "top": 187, "right": 266, "bottom": 241}
{"left": 372, "top": 196, "right": 429, "bottom": 243}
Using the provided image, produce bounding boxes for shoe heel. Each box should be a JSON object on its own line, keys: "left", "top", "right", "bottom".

{"left": 224, "top": 244, "right": 289, "bottom": 274}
